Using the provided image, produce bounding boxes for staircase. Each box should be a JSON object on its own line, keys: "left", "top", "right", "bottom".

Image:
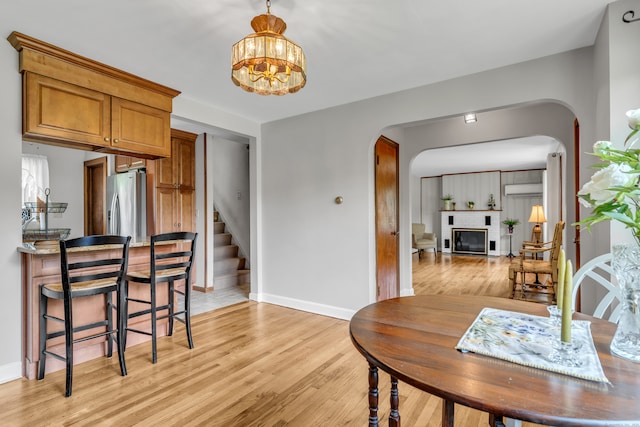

{"left": 213, "top": 211, "right": 250, "bottom": 289}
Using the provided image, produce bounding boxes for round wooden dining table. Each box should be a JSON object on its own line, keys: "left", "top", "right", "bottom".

{"left": 349, "top": 295, "right": 640, "bottom": 427}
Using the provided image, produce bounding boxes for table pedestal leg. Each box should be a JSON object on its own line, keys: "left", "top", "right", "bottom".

{"left": 368, "top": 364, "right": 379, "bottom": 427}
{"left": 442, "top": 399, "right": 454, "bottom": 427}
{"left": 389, "top": 376, "right": 400, "bottom": 426}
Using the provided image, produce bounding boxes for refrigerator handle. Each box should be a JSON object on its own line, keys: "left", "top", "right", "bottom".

{"left": 109, "top": 194, "right": 120, "bottom": 235}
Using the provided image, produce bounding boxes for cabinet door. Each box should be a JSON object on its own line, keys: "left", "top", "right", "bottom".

{"left": 24, "top": 73, "right": 110, "bottom": 147}
{"left": 155, "top": 147, "right": 176, "bottom": 188}
{"left": 177, "top": 189, "right": 195, "bottom": 232}
{"left": 175, "top": 138, "right": 196, "bottom": 190}
{"left": 111, "top": 98, "right": 171, "bottom": 158}
{"left": 155, "top": 186, "right": 176, "bottom": 234}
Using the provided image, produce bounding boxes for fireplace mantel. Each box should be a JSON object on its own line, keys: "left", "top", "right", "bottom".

{"left": 441, "top": 211, "right": 501, "bottom": 256}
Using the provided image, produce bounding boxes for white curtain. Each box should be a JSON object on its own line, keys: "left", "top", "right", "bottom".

{"left": 545, "top": 152, "right": 563, "bottom": 241}
{"left": 22, "top": 154, "right": 49, "bottom": 206}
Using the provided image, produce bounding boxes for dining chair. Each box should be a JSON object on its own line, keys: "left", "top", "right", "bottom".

{"left": 571, "top": 253, "right": 621, "bottom": 322}
{"left": 494, "top": 252, "right": 618, "bottom": 427}
{"left": 38, "top": 235, "right": 131, "bottom": 397}
{"left": 509, "top": 221, "right": 565, "bottom": 303}
{"left": 125, "top": 231, "right": 197, "bottom": 363}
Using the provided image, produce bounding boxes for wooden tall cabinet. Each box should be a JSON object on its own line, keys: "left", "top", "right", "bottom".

{"left": 152, "top": 129, "right": 197, "bottom": 234}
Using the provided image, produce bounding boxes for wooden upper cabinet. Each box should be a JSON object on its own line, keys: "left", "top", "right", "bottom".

{"left": 9, "top": 31, "right": 180, "bottom": 159}
{"left": 115, "top": 155, "right": 146, "bottom": 173}
{"left": 156, "top": 129, "right": 197, "bottom": 190}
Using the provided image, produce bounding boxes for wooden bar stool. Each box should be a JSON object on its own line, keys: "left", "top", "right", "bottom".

{"left": 38, "top": 235, "right": 131, "bottom": 397}
{"left": 124, "top": 232, "right": 197, "bottom": 363}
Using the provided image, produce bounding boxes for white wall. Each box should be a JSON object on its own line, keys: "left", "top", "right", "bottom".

{"left": 212, "top": 137, "right": 251, "bottom": 266}
{"left": 0, "top": 38, "right": 25, "bottom": 382}
{"left": 258, "top": 48, "right": 598, "bottom": 319}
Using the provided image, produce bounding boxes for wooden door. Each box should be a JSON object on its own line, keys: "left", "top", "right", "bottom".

{"left": 375, "top": 136, "right": 399, "bottom": 301}
{"left": 83, "top": 156, "right": 108, "bottom": 235}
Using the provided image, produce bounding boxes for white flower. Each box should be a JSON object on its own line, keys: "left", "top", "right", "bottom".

{"left": 627, "top": 108, "right": 640, "bottom": 130}
{"left": 578, "top": 163, "right": 636, "bottom": 206}
{"left": 593, "top": 140, "right": 612, "bottom": 154}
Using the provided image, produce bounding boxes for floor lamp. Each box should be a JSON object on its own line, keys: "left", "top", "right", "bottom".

{"left": 528, "top": 205, "right": 547, "bottom": 244}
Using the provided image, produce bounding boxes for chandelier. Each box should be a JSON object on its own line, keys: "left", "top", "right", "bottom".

{"left": 231, "top": 0, "right": 306, "bottom": 95}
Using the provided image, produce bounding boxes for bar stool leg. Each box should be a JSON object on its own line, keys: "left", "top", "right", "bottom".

{"left": 63, "top": 297, "right": 73, "bottom": 397}
{"left": 150, "top": 281, "right": 157, "bottom": 364}
{"left": 184, "top": 279, "right": 194, "bottom": 349}
{"left": 106, "top": 293, "right": 113, "bottom": 357}
{"left": 116, "top": 286, "right": 127, "bottom": 376}
{"left": 38, "top": 287, "right": 47, "bottom": 380}
{"left": 167, "top": 280, "right": 174, "bottom": 336}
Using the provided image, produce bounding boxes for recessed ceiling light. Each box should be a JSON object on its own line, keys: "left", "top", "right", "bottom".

{"left": 464, "top": 113, "right": 477, "bottom": 124}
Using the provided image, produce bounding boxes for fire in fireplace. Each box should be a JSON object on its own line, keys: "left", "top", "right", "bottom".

{"left": 452, "top": 228, "right": 487, "bottom": 255}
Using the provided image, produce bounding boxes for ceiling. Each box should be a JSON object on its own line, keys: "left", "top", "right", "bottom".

{"left": 5, "top": 0, "right": 609, "bottom": 125}
{"left": 5, "top": 1, "right": 608, "bottom": 175}
{"left": 412, "top": 136, "right": 563, "bottom": 177}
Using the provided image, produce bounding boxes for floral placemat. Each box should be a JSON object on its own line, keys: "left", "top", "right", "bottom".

{"left": 455, "top": 307, "right": 609, "bottom": 383}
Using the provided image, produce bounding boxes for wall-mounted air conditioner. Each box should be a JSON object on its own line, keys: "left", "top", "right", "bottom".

{"left": 503, "top": 183, "right": 543, "bottom": 196}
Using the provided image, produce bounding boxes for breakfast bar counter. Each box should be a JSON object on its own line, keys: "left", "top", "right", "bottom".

{"left": 18, "top": 240, "right": 179, "bottom": 379}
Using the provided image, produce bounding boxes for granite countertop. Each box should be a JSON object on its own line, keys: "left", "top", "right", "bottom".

{"left": 17, "top": 238, "right": 153, "bottom": 255}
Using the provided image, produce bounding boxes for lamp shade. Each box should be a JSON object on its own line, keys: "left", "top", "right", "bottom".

{"left": 528, "top": 205, "right": 547, "bottom": 223}
{"left": 231, "top": 2, "right": 306, "bottom": 96}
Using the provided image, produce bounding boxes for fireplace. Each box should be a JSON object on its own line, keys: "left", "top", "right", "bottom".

{"left": 452, "top": 228, "right": 487, "bottom": 255}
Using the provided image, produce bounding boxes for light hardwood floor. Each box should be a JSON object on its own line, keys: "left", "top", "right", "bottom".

{"left": 1, "top": 253, "right": 545, "bottom": 426}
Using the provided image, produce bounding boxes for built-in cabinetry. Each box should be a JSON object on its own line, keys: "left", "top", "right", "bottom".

{"left": 151, "top": 129, "right": 197, "bottom": 234}
{"left": 8, "top": 31, "right": 180, "bottom": 159}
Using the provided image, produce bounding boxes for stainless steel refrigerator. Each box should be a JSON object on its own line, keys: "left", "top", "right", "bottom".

{"left": 106, "top": 170, "right": 147, "bottom": 241}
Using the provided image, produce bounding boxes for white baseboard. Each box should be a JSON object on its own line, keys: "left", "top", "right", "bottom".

{"left": 0, "top": 361, "right": 22, "bottom": 384}
{"left": 400, "top": 287, "right": 415, "bottom": 297}
{"left": 257, "top": 293, "right": 356, "bottom": 320}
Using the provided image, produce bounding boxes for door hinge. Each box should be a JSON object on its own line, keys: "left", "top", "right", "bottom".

{"left": 376, "top": 155, "right": 379, "bottom": 165}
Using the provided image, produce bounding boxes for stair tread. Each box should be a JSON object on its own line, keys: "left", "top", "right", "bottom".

{"left": 214, "top": 270, "right": 250, "bottom": 278}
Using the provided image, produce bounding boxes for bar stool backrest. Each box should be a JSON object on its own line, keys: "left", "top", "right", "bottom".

{"left": 149, "top": 232, "right": 197, "bottom": 283}
{"left": 60, "top": 235, "right": 132, "bottom": 297}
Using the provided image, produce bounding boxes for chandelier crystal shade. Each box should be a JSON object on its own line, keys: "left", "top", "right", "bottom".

{"left": 231, "top": 1, "right": 306, "bottom": 96}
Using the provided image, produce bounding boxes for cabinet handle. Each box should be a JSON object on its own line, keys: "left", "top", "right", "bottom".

{"left": 104, "top": 137, "right": 110, "bottom": 142}
{"left": 113, "top": 139, "right": 119, "bottom": 144}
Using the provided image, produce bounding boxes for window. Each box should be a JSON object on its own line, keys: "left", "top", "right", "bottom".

{"left": 22, "top": 154, "right": 49, "bottom": 206}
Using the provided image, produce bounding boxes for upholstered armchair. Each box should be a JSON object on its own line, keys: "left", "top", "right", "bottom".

{"left": 412, "top": 223, "right": 437, "bottom": 258}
